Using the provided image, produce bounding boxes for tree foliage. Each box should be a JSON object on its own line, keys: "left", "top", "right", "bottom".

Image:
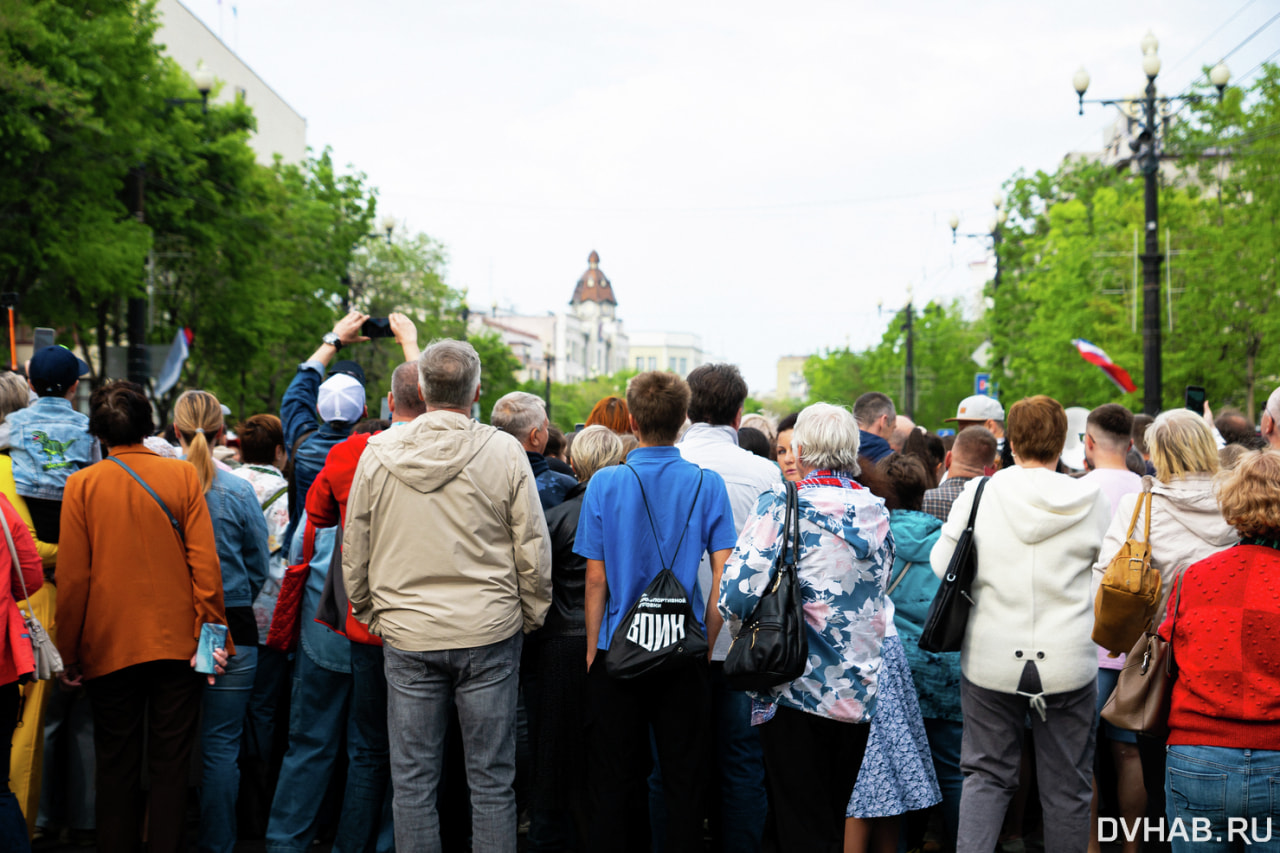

{"left": 804, "top": 300, "right": 987, "bottom": 430}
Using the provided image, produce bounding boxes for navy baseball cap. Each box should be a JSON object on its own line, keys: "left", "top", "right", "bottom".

{"left": 29, "top": 346, "right": 90, "bottom": 397}
{"left": 330, "top": 360, "right": 366, "bottom": 386}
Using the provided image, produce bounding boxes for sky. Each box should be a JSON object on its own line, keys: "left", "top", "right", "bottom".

{"left": 177, "top": 0, "right": 1280, "bottom": 394}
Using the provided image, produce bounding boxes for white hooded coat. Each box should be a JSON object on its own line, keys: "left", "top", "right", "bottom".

{"left": 931, "top": 466, "right": 1111, "bottom": 695}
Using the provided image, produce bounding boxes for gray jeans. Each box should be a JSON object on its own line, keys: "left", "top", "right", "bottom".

{"left": 384, "top": 631, "right": 523, "bottom": 853}
{"left": 957, "top": 675, "right": 1097, "bottom": 853}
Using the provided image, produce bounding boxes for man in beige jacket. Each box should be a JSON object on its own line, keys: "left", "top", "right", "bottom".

{"left": 343, "top": 338, "right": 551, "bottom": 853}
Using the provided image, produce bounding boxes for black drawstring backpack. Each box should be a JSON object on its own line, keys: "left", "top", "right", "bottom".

{"left": 605, "top": 466, "right": 709, "bottom": 679}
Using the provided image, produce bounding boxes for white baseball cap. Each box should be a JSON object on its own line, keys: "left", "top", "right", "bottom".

{"left": 317, "top": 373, "right": 366, "bottom": 424}
{"left": 945, "top": 394, "right": 1005, "bottom": 423}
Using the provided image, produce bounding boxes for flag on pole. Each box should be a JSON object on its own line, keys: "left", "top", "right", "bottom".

{"left": 1071, "top": 339, "right": 1136, "bottom": 394}
{"left": 155, "top": 327, "right": 193, "bottom": 396}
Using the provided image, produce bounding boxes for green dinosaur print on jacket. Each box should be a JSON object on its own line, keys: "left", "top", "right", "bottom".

{"left": 31, "top": 430, "right": 77, "bottom": 470}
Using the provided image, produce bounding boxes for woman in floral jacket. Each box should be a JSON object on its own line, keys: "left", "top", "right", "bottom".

{"left": 720, "top": 403, "right": 894, "bottom": 853}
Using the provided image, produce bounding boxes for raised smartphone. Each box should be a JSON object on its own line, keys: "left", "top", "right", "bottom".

{"left": 360, "top": 317, "right": 395, "bottom": 339}
{"left": 1185, "top": 385, "right": 1206, "bottom": 414}
{"left": 194, "top": 623, "right": 228, "bottom": 674}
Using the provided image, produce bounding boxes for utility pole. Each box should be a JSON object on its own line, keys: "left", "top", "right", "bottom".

{"left": 126, "top": 166, "right": 150, "bottom": 387}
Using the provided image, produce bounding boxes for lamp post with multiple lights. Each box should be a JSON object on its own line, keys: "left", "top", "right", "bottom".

{"left": 950, "top": 194, "right": 1008, "bottom": 291}
{"left": 1073, "top": 32, "right": 1230, "bottom": 414}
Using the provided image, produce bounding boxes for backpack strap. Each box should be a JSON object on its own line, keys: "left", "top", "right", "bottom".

{"left": 886, "top": 562, "right": 914, "bottom": 596}
{"left": 107, "top": 456, "right": 185, "bottom": 544}
{"left": 624, "top": 464, "right": 704, "bottom": 572}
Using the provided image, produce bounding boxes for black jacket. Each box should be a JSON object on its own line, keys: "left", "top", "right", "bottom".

{"left": 539, "top": 480, "right": 587, "bottom": 638}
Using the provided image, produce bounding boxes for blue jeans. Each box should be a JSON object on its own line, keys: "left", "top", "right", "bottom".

{"left": 1165, "top": 745, "right": 1280, "bottom": 853}
{"left": 384, "top": 631, "right": 523, "bottom": 853}
{"left": 200, "top": 646, "right": 258, "bottom": 853}
{"left": 265, "top": 646, "right": 354, "bottom": 853}
{"left": 334, "top": 642, "right": 394, "bottom": 853}
{"left": 923, "top": 718, "right": 963, "bottom": 852}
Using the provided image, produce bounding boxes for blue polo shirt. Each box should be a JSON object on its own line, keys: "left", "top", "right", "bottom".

{"left": 575, "top": 445, "right": 736, "bottom": 651}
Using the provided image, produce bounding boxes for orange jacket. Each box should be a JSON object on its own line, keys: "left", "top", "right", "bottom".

{"left": 56, "top": 445, "right": 228, "bottom": 680}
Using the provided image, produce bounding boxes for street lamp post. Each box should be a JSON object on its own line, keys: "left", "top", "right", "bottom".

{"left": 544, "top": 353, "right": 555, "bottom": 422}
{"left": 949, "top": 194, "right": 1008, "bottom": 290}
{"left": 341, "top": 214, "right": 397, "bottom": 311}
{"left": 127, "top": 65, "right": 217, "bottom": 388}
{"left": 879, "top": 287, "right": 915, "bottom": 421}
{"left": 1074, "top": 32, "right": 1230, "bottom": 415}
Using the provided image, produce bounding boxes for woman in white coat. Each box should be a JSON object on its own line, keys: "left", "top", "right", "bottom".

{"left": 931, "top": 395, "right": 1110, "bottom": 853}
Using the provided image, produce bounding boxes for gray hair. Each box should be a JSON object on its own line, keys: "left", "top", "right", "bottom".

{"left": 853, "top": 391, "right": 896, "bottom": 429}
{"left": 418, "top": 339, "right": 482, "bottom": 410}
{"left": 491, "top": 391, "right": 547, "bottom": 439}
{"left": 570, "top": 425, "right": 623, "bottom": 483}
{"left": 391, "top": 362, "right": 426, "bottom": 418}
{"left": 793, "top": 402, "right": 862, "bottom": 475}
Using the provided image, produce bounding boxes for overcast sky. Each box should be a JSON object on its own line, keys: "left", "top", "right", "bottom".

{"left": 179, "top": 0, "right": 1280, "bottom": 393}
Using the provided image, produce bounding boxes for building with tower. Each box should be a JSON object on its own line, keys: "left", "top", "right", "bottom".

{"left": 476, "top": 250, "right": 630, "bottom": 384}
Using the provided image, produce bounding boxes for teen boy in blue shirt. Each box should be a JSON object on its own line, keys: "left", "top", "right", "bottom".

{"left": 575, "top": 370, "right": 737, "bottom": 853}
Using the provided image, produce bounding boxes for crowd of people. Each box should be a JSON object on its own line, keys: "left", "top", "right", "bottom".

{"left": 0, "top": 311, "right": 1277, "bottom": 853}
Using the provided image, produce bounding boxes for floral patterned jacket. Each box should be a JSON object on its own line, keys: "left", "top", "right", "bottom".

{"left": 719, "top": 470, "right": 894, "bottom": 724}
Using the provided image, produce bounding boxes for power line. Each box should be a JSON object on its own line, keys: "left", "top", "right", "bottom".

{"left": 1177, "top": 9, "right": 1280, "bottom": 96}
{"left": 1171, "top": 0, "right": 1259, "bottom": 70}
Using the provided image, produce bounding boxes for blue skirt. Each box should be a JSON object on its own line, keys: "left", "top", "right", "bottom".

{"left": 847, "top": 634, "right": 942, "bottom": 818}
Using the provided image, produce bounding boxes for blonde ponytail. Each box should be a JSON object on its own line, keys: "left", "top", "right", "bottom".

{"left": 174, "top": 390, "right": 224, "bottom": 494}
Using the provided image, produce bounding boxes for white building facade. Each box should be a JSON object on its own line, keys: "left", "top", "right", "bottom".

{"left": 155, "top": 0, "right": 307, "bottom": 165}
{"left": 496, "top": 251, "right": 630, "bottom": 384}
{"left": 629, "top": 331, "right": 706, "bottom": 379}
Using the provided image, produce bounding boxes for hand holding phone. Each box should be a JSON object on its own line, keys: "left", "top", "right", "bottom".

{"left": 194, "top": 623, "right": 228, "bottom": 674}
{"left": 360, "top": 318, "right": 395, "bottom": 339}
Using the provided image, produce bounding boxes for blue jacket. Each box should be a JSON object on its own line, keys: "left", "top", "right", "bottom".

{"left": 205, "top": 468, "right": 272, "bottom": 609}
{"left": 858, "top": 430, "right": 893, "bottom": 464}
{"left": 887, "top": 508, "right": 961, "bottom": 722}
{"left": 280, "top": 362, "right": 355, "bottom": 550}
{"left": 9, "top": 397, "right": 96, "bottom": 500}
{"left": 528, "top": 451, "right": 577, "bottom": 511}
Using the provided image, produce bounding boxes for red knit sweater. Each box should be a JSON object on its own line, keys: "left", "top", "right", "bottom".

{"left": 1159, "top": 543, "right": 1280, "bottom": 749}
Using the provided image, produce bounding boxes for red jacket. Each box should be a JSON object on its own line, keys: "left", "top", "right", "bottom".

{"left": 0, "top": 494, "right": 42, "bottom": 685}
{"left": 1160, "top": 543, "right": 1280, "bottom": 750}
{"left": 307, "top": 431, "right": 379, "bottom": 645}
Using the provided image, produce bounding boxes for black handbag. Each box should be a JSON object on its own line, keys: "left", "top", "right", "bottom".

{"left": 918, "top": 476, "right": 989, "bottom": 654}
{"left": 723, "top": 480, "right": 808, "bottom": 692}
{"left": 605, "top": 467, "right": 709, "bottom": 679}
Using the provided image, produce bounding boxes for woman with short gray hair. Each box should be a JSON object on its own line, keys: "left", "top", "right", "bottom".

{"left": 529, "top": 425, "right": 624, "bottom": 844}
{"left": 720, "top": 402, "right": 894, "bottom": 850}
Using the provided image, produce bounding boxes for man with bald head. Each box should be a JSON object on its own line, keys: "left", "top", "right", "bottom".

{"left": 923, "top": 426, "right": 998, "bottom": 522}
{"left": 1259, "top": 388, "right": 1280, "bottom": 450}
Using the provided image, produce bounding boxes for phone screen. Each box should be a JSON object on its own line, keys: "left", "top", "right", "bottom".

{"left": 32, "top": 327, "right": 55, "bottom": 352}
{"left": 1185, "top": 385, "right": 1206, "bottom": 414}
{"left": 360, "top": 318, "right": 395, "bottom": 339}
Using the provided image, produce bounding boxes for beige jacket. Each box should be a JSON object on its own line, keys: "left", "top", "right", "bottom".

{"left": 343, "top": 411, "right": 552, "bottom": 652}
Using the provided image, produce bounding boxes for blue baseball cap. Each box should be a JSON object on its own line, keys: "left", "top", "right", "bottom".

{"left": 29, "top": 346, "right": 90, "bottom": 397}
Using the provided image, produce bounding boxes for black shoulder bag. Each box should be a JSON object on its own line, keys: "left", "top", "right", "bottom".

{"left": 918, "top": 476, "right": 989, "bottom": 654}
{"left": 605, "top": 466, "right": 708, "bottom": 679}
{"left": 722, "top": 480, "right": 808, "bottom": 692}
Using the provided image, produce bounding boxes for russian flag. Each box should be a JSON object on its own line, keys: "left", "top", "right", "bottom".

{"left": 1072, "top": 339, "right": 1136, "bottom": 394}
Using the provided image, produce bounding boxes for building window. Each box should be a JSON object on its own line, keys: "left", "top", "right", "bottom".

{"left": 679, "top": 358, "right": 687, "bottom": 374}
{"left": 636, "top": 357, "right": 644, "bottom": 371}
{"left": 648, "top": 357, "right": 657, "bottom": 370}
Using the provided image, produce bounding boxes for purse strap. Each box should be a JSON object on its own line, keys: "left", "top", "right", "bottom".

{"left": 2, "top": 508, "right": 34, "bottom": 621}
{"left": 624, "top": 463, "right": 704, "bottom": 573}
{"left": 886, "top": 562, "right": 914, "bottom": 596}
{"left": 107, "top": 456, "right": 185, "bottom": 543}
{"left": 1124, "top": 478, "right": 1154, "bottom": 542}
{"left": 965, "top": 476, "right": 990, "bottom": 529}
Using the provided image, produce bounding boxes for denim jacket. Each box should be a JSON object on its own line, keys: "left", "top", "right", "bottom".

{"left": 8, "top": 397, "right": 97, "bottom": 500}
{"left": 205, "top": 468, "right": 271, "bottom": 609}
{"left": 288, "top": 513, "right": 350, "bottom": 673}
